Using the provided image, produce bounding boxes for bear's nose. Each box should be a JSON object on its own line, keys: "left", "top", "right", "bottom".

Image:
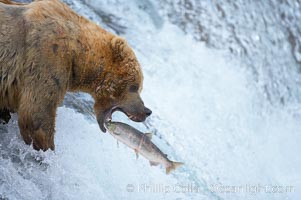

{"left": 144, "top": 107, "right": 152, "bottom": 116}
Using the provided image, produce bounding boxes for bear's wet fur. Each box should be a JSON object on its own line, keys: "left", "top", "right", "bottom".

{"left": 0, "top": 0, "right": 151, "bottom": 150}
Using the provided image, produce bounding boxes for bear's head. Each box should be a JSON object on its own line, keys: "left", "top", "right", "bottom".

{"left": 92, "top": 37, "right": 152, "bottom": 132}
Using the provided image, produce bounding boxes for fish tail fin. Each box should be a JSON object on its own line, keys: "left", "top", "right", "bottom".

{"left": 166, "top": 161, "right": 184, "bottom": 174}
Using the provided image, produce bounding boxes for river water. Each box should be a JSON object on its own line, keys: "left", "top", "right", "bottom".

{"left": 0, "top": 0, "right": 300, "bottom": 199}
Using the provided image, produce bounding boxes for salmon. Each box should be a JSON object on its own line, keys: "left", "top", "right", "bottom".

{"left": 105, "top": 121, "right": 183, "bottom": 174}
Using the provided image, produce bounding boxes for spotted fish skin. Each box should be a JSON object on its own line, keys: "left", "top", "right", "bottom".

{"left": 106, "top": 121, "right": 183, "bottom": 174}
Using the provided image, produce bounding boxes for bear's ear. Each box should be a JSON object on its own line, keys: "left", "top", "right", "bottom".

{"left": 110, "top": 36, "right": 130, "bottom": 62}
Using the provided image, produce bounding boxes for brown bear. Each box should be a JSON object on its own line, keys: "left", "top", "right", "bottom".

{"left": 0, "top": 0, "right": 152, "bottom": 151}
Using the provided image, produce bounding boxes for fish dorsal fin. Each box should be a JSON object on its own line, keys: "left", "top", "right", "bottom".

{"left": 145, "top": 133, "right": 152, "bottom": 140}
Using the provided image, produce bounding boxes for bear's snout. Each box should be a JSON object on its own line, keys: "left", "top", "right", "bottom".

{"left": 144, "top": 107, "right": 152, "bottom": 117}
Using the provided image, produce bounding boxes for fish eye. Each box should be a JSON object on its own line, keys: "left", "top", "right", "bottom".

{"left": 129, "top": 84, "right": 139, "bottom": 92}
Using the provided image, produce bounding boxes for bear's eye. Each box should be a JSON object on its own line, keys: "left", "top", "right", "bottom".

{"left": 129, "top": 84, "right": 139, "bottom": 92}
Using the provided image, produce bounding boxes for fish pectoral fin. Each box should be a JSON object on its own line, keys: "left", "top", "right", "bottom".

{"left": 134, "top": 149, "right": 139, "bottom": 159}
{"left": 145, "top": 133, "right": 152, "bottom": 140}
{"left": 149, "top": 161, "right": 160, "bottom": 166}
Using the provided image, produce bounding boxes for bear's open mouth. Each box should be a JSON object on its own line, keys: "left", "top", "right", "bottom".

{"left": 100, "top": 107, "right": 147, "bottom": 132}
{"left": 104, "top": 107, "right": 145, "bottom": 123}
{"left": 104, "top": 107, "right": 122, "bottom": 122}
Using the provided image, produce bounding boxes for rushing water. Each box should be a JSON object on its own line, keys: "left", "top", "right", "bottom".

{"left": 0, "top": 0, "right": 301, "bottom": 199}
